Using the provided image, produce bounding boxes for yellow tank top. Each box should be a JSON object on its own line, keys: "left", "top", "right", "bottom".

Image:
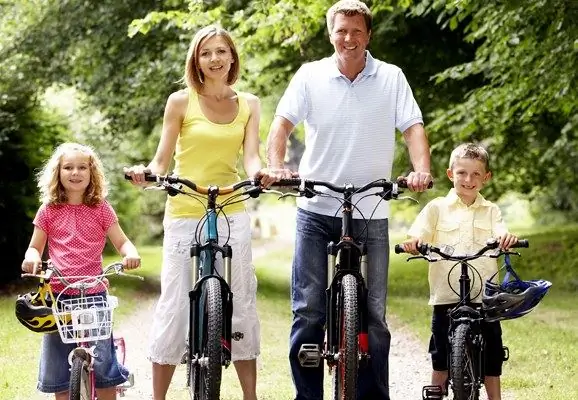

{"left": 166, "top": 90, "right": 250, "bottom": 218}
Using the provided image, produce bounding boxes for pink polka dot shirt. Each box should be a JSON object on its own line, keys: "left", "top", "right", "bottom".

{"left": 33, "top": 201, "right": 118, "bottom": 294}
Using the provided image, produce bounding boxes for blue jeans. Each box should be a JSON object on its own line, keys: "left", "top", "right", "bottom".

{"left": 290, "top": 208, "right": 391, "bottom": 400}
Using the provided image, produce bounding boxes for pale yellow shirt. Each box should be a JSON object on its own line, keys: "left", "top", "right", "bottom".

{"left": 407, "top": 189, "right": 508, "bottom": 305}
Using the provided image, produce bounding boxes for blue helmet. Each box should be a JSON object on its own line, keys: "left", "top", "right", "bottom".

{"left": 483, "top": 254, "right": 552, "bottom": 322}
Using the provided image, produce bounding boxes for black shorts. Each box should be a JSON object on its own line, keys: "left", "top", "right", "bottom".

{"left": 429, "top": 304, "right": 503, "bottom": 377}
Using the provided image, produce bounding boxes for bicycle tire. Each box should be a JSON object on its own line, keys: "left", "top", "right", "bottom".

{"left": 450, "top": 323, "right": 480, "bottom": 400}
{"left": 332, "top": 274, "right": 358, "bottom": 400}
{"left": 191, "top": 277, "right": 223, "bottom": 400}
{"left": 69, "top": 352, "right": 91, "bottom": 400}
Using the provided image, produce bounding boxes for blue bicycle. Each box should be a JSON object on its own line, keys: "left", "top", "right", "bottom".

{"left": 126, "top": 172, "right": 262, "bottom": 400}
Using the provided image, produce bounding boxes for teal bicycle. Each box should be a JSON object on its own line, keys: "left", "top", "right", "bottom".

{"left": 126, "top": 172, "right": 262, "bottom": 400}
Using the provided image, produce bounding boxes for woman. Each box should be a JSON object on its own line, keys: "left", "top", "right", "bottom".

{"left": 124, "top": 25, "right": 261, "bottom": 400}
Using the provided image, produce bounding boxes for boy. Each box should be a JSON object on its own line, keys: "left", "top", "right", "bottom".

{"left": 401, "top": 143, "right": 518, "bottom": 400}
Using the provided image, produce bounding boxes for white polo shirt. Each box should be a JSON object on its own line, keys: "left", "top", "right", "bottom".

{"left": 275, "top": 51, "right": 423, "bottom": 219}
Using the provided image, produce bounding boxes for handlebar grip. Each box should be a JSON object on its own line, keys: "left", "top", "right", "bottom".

{"left": 124, "top": 172, "right": 157, "bottom": 182}
{"left": 394, "top": 244, "right": 405, "bottom": 254}
{"left": 396, "top": 177, "right": 434, "bottom": 189}
{"left": 274, "top": 178, "right": 304, "bottom": 187}
{"left": 511, "top": 239, "right": 529, "bottom": 248}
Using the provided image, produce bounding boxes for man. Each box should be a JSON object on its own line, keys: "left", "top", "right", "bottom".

{"left": 261, "top": 1, "right": 432, "bottom": 399}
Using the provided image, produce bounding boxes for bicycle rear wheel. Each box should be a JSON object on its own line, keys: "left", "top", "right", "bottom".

{"left": 332, "top": 274, "right": 358, "bottom": 400}
{"left": 69, "top": 351, "right": 91, "bottom": 400}
{"left": 450, "top": 323, "right": 480, "bottom": 400}
{"left": 191, "top": 277, "right": 223, "bottom": 400}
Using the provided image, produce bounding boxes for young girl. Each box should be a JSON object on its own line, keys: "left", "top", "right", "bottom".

{"left": 21, "top": 142, "right": 141, "bottom": 400}
{"left": 124, "top": 25, "right": 262, "bottom": 400}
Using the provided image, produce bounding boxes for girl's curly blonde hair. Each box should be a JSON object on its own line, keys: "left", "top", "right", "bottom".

{"left": 37, "top": 142, "right": 108, "bottom": 206}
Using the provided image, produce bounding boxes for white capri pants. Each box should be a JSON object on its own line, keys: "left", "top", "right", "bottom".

{"left": 148, "top": 211, "right": 260, "bottom": 364}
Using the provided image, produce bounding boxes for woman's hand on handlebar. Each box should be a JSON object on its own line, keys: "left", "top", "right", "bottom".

{"left": 255, "top": 167, "right": 297, "bottom": 188}
{"left": 401, "top": 237, "right": 423, "bottom": 255}
{"left": 497, "top": 232, "right": 519, "bottom": 250}
{"left": 123, "top": 165, "right": 152, "bottom": 186}
{"left": 403, "top": 171, "right": 433, "bottom": 192}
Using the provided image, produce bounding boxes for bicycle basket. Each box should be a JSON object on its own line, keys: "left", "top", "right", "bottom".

{"left": 53, "top": 295, "right": 118, "bottom": 344}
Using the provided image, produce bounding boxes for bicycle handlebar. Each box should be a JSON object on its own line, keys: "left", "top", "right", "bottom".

{"left": 394, "top": 239, "right": 529, "bottom": 261}
{"left": 21, "top": 261, "right": 145, "bottom": 286}
{"left": 124, "top": 172, "right": 256, "bottom": 195}
{"left": 269, "top": 177, "right": 433, "bottom": 194}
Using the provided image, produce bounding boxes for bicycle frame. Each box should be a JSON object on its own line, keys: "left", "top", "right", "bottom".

{"left": 325, "top": 185, "right": 370, "bottom": 367}
{"left": 188, "top": 186, "right": 234, "bottom": 377}
{"left": 22, "top": 261, "right": 141, "bottom": 400}
{"left": 395, "top": 240, "right": 527, "bottom": 400}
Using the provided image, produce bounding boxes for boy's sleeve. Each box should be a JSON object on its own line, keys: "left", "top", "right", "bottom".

{"left": 407, "top": 201, "right": 437, "bottom": 243}
{"left": 491, "top": 204, "right": 509, "bottom": 238}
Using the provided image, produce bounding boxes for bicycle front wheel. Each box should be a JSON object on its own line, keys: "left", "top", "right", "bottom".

{"left": 450, "top": 323, "right": 480, "bottom": 400}
{"left": 69, "top": 351, "right": 91, "bottom": 400}
{"left": 191, "top": 277, "right": 223, "bottom": 400}
{"left": 332, "top": 274, "right": 358, "bottom": 400}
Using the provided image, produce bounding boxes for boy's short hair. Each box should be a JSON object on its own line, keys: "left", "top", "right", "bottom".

{"left": 448, "top": 143, "right": 490, "bottom": 171}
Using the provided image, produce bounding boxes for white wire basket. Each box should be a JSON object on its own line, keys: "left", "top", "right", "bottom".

{"left": 53, "top": 294, "right": 118, "bottom": 344}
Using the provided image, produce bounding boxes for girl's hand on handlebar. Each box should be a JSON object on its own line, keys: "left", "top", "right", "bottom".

{"left": 21, "top": 257, "right": 41, "bottom": 274}
{"left": 123, "top": 165, "right": 151, "bottom": 186}
{"left": 497, "top": 233, "right": 518, "bottom": 250}
{"left": 403, "top": 171, "right": 433, "bottom": 192}
{"left": 122, "top": 255, "right": 141, "bottom": 270}
{"left": 401, "top": 237, "right": 422, "bottom": 255}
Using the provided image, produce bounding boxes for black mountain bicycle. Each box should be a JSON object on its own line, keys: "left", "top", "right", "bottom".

{"left": 267, "top": 177, "right": 430, "bottom": 400}
{"left": 395, "top": 239, "right": 529, "bottom": 400}
{"left": 126, "top": 173, "right": 265, "bottom": 400}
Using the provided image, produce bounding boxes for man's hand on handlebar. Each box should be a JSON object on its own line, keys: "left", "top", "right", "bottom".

{"left": 403, "top": 171, "right": 433, "bottom": 192}
{"left": 255, "top": 167, "right": 298, "bottom": 188}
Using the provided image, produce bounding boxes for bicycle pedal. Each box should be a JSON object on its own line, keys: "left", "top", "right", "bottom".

{"left": 297, "top": 343, "right": 321, "bottom": 368}
{"left": 117, "top": 372, "right": 135, "bottom": 389}
{"left": 422, "top": 385, "right": 444, "bottom": 400}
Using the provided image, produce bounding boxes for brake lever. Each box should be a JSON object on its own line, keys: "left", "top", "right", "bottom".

{"left": 407, "top": 255, "right": 428, "bottom": 262}
{"left": 279, "top": 192, "right": 301, "bottom": 199}
{"left": 397, "top": 195, "right": 419, "bottom": 203}
{"left": 262, "top": 189, "right": 284, "bottom": 196}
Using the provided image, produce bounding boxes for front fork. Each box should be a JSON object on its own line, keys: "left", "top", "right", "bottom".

{"left": 186, "top": 244, "right": 233, "bottom": 372}
{"left": 297, "top": 242, "right": 370, "bottom": 368}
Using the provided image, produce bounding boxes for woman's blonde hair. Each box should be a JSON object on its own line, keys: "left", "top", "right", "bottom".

{"left": 37, "top": 142, "right": 108, "bottom": 206}
{"left": 183, "top": 25, "right": 240, "bottom": 92}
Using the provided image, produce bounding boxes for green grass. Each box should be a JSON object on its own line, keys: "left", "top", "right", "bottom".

{"left": 389, "top": 226, "right": 578, "bottom": 400}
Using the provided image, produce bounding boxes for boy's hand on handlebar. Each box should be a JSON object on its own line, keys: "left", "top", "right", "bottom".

{"left": 404, "top": 171, "right": 433, "bottom": 192}
{"left": 123, "top": 165, "right": 151, "bottom": 186}
{"left": 497, "top": 233, "right": 518, "bottom": 250}
{"left": 401, "top": 237, "right": 422, "bottom": 255}
{"left": 122, "top": 255, "right": 141, "bottom": 270}
{"left": 255, "top": 167, "right": 297, "bottom": 188}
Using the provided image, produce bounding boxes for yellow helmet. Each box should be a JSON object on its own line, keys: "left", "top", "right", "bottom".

{"left": 15, "top": 292, "right": 57, "bottom": 333}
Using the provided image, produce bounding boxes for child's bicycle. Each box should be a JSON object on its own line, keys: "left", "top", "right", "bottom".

{"left": 394, "top": 239, "right": 551, "bottom": 400}
{"left": 126, "top": 172, "right": 269, "bottom": 400}
{"left": 265, "top": 176, "right": 431, "bottom": 400}
{"left": 16, "top": 260, "right": 143, "bottom": 399}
